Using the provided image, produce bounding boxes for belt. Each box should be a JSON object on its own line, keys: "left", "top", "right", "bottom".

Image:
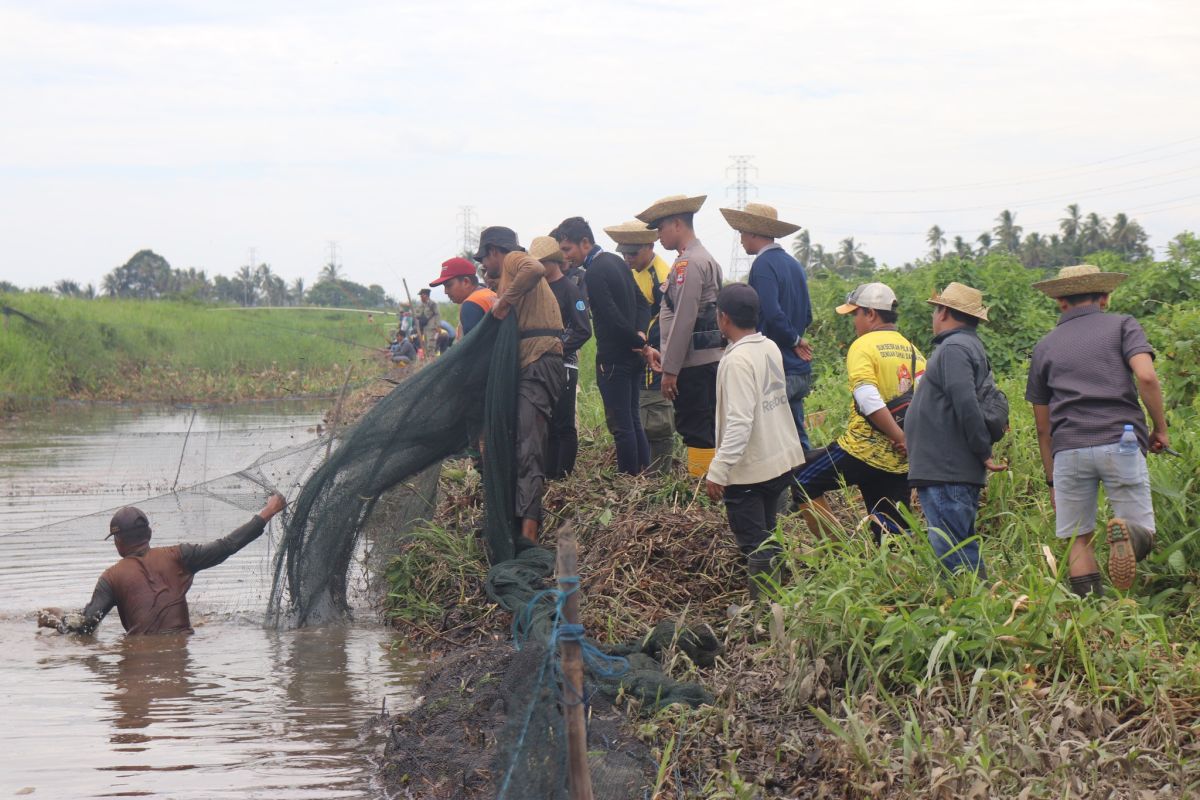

{"left": 519, "top": 328, "right": 564, "bottom": 340}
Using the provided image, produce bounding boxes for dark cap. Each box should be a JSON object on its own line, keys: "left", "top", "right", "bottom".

{"left": 473, "top": 226, "right": 521, "bottom": 261}
{"left": 418, "top": 288, "right": 431, "bottom": 296}
{"left": 107, "top": 506, "right": 151, "bottom": 540}
{"left": 716, "top": 283, "right": 760, "bottom": 328}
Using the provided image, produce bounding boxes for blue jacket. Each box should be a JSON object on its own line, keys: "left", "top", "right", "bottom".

{"left": 747, "top": 245, "right": 812, "bottom": 376}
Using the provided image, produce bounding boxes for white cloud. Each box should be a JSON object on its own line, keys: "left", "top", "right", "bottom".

{"left": 0, "top": 0, "right": 1196, "bottom": 292}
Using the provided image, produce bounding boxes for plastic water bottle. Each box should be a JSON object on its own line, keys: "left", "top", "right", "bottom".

{"left": 1118, "top": 424, "right": 1139, "bottom": 454}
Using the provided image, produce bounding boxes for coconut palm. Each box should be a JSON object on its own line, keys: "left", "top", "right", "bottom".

{"left": 835, "top": 237, "right": 867, "bottom": 275}
{"left": 1059, "top": 204, "right": 1082, "bottom": 243}
{"left": 1109, "top": 213, "right": 1150, "bottom": 260}
{"left": 953, "top": 236, "right": 973, "bottom": 258}
{"left": 926, "top": 225, "right": 946, "bottom": 260}
{"left": 993, "top": 210, "right": 1023, "bottom": 253}
{"left": 976, "top": 232, "right": 993, "bottom": 254}
{"left": 791, "top": 229, "right": 812, "bottom": 269}
{"left": 1022, "top": 232, "right": 1051, "bottom": 268}
{"left": 290, "top": 277, "right": 306, "bottom": 306}
{"left": 1080, "top": 212, "right": 1108, "bottom": 254}
{"left": 319, "top": 262, "right": 342, "bottom": 283}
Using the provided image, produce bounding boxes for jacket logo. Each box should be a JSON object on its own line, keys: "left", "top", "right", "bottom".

{"left": 764, "top": 355, "right": 786, "bottom": 396}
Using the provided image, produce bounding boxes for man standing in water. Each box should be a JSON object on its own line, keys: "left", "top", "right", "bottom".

{"left": 53, "top": 493, "right": 286, "bottom": 635}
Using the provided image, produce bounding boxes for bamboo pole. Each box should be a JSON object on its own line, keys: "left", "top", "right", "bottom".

{"left": 555, "top": 525, "right": 594, "bottom": 800}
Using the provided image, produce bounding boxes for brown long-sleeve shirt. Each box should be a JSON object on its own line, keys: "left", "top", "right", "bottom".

{"left": 80, "top": 515, "right": 268, "bottom": 635}
{"left": 497, "top": 251, "right": 564, "bottom": 369}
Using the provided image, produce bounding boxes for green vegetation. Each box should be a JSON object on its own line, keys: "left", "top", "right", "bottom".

{"left": 0, "top": 293, "right": 402, "bottom": 411}
{"left": 383, "top": 233, "right": 1200, "bottom": 797}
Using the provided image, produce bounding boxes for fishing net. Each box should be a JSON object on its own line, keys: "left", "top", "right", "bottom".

{"left": 0, "top": 403, "right": 334, "bottom": 617}
{"left": 270, "top": 314, "right": 521, "bottom": 627}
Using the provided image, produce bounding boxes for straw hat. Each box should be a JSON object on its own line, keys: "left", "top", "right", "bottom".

{"left": 529, "top": 235, "right": 565, "bottom": 264}
{"left": 927, "top": 282, "right": 990, "bottom": 322}
{"left": 718, "top": 203, "right": 801, "bottom": 239}
{"left": 604, "top": 220, "right": 659, "bottom": 246}
{"left": 1032, "top": 264, "right": 1127, "bottom": 298}
{"left": 636, "top": 194, "right": 707, "bottom": 227}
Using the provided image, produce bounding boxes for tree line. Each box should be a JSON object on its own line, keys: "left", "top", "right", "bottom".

{"left": 791, "top": 204, "right": 1157, "bottom": 277}
{"left": 0, "top": 250, "right": 395, "bottom": 309}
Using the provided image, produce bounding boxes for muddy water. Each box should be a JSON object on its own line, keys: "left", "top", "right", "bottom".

{"left": 0, "top": 401, "right": 420, "bottom": 799}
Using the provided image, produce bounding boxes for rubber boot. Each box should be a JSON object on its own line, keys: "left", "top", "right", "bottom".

{"left": 1069, "top": 571, "right": 1105, "bottom": 598}
{"left": 1107, "top": 518, "right": 1155, "bottom": 592}
{"left": 747, "top": 552, "right": 781, "bottom": 602}
{"left": 686, "top": 447, "right": 716, "bottom": 478}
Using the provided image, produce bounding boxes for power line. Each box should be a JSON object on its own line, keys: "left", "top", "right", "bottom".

{"left": 726, "top": 155, "right": 758, "bottom": 280}
{"left": 759, "top": 134, "right": 1200, "bottom": 195}
{"left": 456, "top": 206, "right": 479, "bottom": 257}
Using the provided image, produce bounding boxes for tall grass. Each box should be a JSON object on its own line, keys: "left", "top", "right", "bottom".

{"left": 0, "top": 293, "right": 399, "bottom": 410}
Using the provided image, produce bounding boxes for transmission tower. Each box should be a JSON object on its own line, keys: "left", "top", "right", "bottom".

{"left": 456, "top": 206, "right": 479, "bottom": 258}
{"left": 726, "top": 155, "right": 758, "bottom": 280}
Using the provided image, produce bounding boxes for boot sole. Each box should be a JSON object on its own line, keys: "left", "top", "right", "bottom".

{"left": 1107, "top": 518, "right": 1137, "bottom": 592}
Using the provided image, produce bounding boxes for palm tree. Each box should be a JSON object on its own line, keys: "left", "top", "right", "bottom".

{"left": 319, "top": 262, "right": 342, "bottom": 283}
{"left": 290, "top": 277, "right": 305, "bottom": 306}
{"left": 809, "top": 243, "right": 828, "bottom": 272}
{"left": 1080, "top": 212, "right": 1108, "bottom": 254}
{"left": 54, "top": 279, "right": 83, "bottom": 297}
{"left": 1021, "top": 232, "right": 1051, "bottom": 268}
{"left": 256, "top": 264, "right": 277, "bottom": 305}
{"left": 835, "top": 237, "right": 866, "bottom": 275}
{"left": 953, "top": 236, "right": 972, "bottom": 258}
{"left": 993, "top": 210, "right": 1023, "bottom": 253}
{"left": 1109, "top": 213, "right": 1150, "bottom": 260}
{"left": 791, "top": 229, "right": 812, "bottom": 269}
{"left": 236, "top": 264, "right": 256, "bottom": 306}
{"left": 926, "top": 225, "right": 946, "bottom": 261}
{"left": 1059, "top": 204, "right": 1082, "bottom": 243}
{"left": 975, "top": 232, "right": 993, "bottom": 254}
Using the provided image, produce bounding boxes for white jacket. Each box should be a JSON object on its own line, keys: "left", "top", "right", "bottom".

{"left": 708, "top": 333, "right": 806, "bottom": 486}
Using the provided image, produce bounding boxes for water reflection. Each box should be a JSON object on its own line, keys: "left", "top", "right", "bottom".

{"left": 0, "top": 402, "right": 421, "bottom": 799}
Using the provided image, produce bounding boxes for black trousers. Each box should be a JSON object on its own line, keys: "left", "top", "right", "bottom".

{"left": 673, "top": 362, "right": 718, "bottom": 449}
{"left": 545, "top": 366, "right": 579, "bottom": 479}
{"left": 724, "top": 472, "right": 792, "bottom": 558}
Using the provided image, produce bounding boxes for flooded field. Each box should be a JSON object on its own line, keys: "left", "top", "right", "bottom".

{"left": 0, "top": 401, "right": 419, "bottom": 799}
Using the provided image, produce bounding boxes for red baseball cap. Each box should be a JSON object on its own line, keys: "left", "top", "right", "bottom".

{"left": 430, "top": 257, "right": 477, "bottom": 287}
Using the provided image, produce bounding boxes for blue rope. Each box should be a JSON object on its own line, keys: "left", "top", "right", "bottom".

{"left": 496, "top": 575, "right": 630, "bottom": 799}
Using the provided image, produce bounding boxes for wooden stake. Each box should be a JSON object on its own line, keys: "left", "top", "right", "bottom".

{"left": 555, "top": 525, "right": 594, "bottom": 800}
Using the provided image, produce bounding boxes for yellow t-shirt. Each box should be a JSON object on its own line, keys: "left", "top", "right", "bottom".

{"left": 631, "top": 254, "right": 669, "bottom": 306}
{"left": 836, "top": 329, "right": 926, "bottom": 473}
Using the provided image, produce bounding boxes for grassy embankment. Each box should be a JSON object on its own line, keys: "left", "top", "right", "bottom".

{"left": 0, "top": 293, "right": 458, "bottom": 412}
{"left": 383, "top": 250, "right": 1200, "bottom": 797}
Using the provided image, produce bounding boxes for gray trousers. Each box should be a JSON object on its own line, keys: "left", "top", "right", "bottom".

{"left": 640, "top": 389, "right": 676, "bottom": 474}
{"left": 516, "top": 353, "right": 566, "bottom": 521}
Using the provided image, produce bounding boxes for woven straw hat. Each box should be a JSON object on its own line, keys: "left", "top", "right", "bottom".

{"left": 604, "top": 220, "right": 659, "bottom": 246}
{"left": 927, "top": 282, "right": 990, "bottom": 322}
{"left": 636, "top": 194, "right": 707, "bottom": 227}
{"left": 529, "top": 235, "right": 565, "bottom": 264}
{"left": 1032, "top": 264, "right": 1127, "bottom": 298}
{"left": 719, "top": 202, "right": 801, "bottom": 239}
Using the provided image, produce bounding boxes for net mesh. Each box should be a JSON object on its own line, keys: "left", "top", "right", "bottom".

{"left": 269, "top": 314, "right": 521, "bottom": 627}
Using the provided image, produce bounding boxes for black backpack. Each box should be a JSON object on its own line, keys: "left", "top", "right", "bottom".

{"left": 977, "top": 362, "right": 1010, "bottom": 443}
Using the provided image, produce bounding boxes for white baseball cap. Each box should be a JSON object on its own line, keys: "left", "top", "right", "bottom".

{"left": 836, "top": 282, "right": 898, "bottom": 315}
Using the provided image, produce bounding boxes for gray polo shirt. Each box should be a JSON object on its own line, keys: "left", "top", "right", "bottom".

{"left": 1025, "top": 304, "right": 1154, "bottom": 455}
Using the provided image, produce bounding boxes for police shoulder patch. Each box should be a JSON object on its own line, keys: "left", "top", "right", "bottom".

{"left": 674, "top": 259, "right": 688, "bottom": 285}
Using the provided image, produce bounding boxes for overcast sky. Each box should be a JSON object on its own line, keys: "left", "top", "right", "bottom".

{"left": 1, "top": 0, "right": 1197, "bottom": 295}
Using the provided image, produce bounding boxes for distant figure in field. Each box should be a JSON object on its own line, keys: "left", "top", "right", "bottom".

{"left": 50, "top": 495, "right": 286, "bottom": 635}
